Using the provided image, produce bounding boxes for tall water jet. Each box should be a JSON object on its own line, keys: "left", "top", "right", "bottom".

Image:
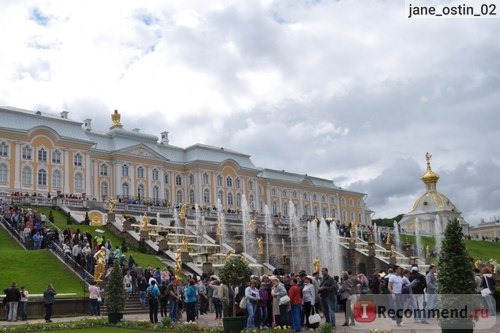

{"left": 315, "top": 217, "right": 342, "bottom": 276}
{"left": 414, "top": 218, "right": 423, "bottom": 259}
{"left": 434, "top": 214, "right": 443, "bottom": 256}
{"left": 194, "top": 204, "right": 202, "bottom": 236}
{"left": 241, "top": 195, "right": 256, "bottom": 257}
{"left": 393, "top": 220, "right": 401, "bottom": 252}
{"left": 373, "top": 222, "right": 379, "bottom": 245}
{"left": 173, "top": 207, "right": 180, "bottom": 244}
{"left": 264, "top": 205, "right": 278, "bottom": 264}
{"left": 330, "top": 220, "right": 343, "bottom": 276}
{"left": 216, "top": 199, "right": 225, "bottom": 248}
{"left": 288, "top": 201, "right": 302, "bottom": 273}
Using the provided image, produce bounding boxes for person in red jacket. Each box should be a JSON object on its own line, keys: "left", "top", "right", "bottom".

{"left": 288, "top": 278, "right": 302, "bottom": 332}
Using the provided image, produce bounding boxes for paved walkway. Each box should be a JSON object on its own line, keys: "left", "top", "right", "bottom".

{"left": 1, "top": 311, "right": 498, "bottom": 332}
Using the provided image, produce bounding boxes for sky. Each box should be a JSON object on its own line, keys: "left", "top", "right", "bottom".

{"left": 0, "top": 0, "right": 499, "bottom": 225}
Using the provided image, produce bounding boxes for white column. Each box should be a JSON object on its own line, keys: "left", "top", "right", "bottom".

{"left": 14, "top": 141, "right": 22, "bottom": 189}
{"left": 63, "top": 148, "right": 70, "bottom": 194}
{"left": 93, "top": 159, "right": 99, "bottom": 199}
{"left": 85, "top": 153, "right": 92, "bottom": 196}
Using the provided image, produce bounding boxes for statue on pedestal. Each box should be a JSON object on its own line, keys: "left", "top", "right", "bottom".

{"left": 108, "top": 198, "right": 116, "bottom": 213}
{"left": 257, "top": 237, "right": 264, "bottom": 255}
{"left": 142, "top": 213, "right": 149, "bottom": 231}
{"left": 425, "top": 245, "right": 430, "bottom": 259}
{"left": 225, "top": 250, "right": 233, "bottom": 263}
{"left": 313, "top": 257, "right": 321, "bottom": 273}
{"left": 93, "top": 246, "right": 106, "bottom": 281}
{"left": 386, "top": 233, "right": 392, "bottom": 245}
{"left": 390, "top": 244, "right": 396, "bottom": 257}
{"left": 181, "top": 235, "right": 189, "bottom": 252}
{"left": 175, "top": 249, "right": 182, "bottom": 279}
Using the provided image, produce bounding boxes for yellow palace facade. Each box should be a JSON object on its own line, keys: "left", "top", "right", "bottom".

{"left": 0, "top": 106, "right": 371, "bottom": 225}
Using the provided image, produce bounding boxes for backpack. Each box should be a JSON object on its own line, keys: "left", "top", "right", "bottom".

{"left": 146, "top": 286, "right": 155, "bottom": 301}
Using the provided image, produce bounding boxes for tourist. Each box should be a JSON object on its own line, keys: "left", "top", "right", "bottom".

{"left": 88, "top": 281, "right": 101, "bottom": 316}
{"left": 423, "top": 265, "right": 437, "bottom": 323}
{"left": 257, "top": 280, "right": 269, "bottom": 329}
{"left": 318, "top": 267, "right": 337, "bottom": 327}
{"left": 220, "top": 279, "right": 232, "bottom": 318}
{"left": 339, "top": 271, "right": 354, "bottom": 326}
{"left": 198, "top": 277, "right": 209, "bottom": 315}
{"left": 388, "top": 265, "right": 404, "bottom": 326}
{"left": 288, "top": 278, "right": 302, "bottom": 332}
{"left": 19, "top": 285, "right": 29, "bottom": 321}
{"left": 147, "top": 280, "right": 160, "bottom": 323}
{"left": 185, "top": 279, "right": 198, "bottom": 323}
{"left": 302, "top": 276, "right": 316, "bottom": 329}
{"left": 3, "top": 282, "right": 21, "bottom": 322}
{"left": 43, "top": 284, "right": 57, "bottom": 323}
{"left": 210, "top": 279, "right": 223, "bottom": 320}
{"left": 270, "top": 275, "right": 289, "bottom": 327}
{"left": 123, "top": 271, "right": 133, "bottom": 299}
{"left": 138, "top": 277, "right": 148, "bottom": 309}
{"left": 409, "top": 266, "right": 426, "bottom": 323}
{"left": 167, "top": 278, "right": 180, "bottom": 322}
{"left": 245, "top": 280, "right": 260, "bottom": 328}
{"left": 159, "top": 280, "right": 168, "bottom": 317}
{"left": 480, "top": 266, "right": 496, "bottom": 316}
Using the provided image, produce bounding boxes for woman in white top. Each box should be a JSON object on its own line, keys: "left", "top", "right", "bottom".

{"left": 20, "top": 285, "right": 29, "bottom": 321}
{"left": 302, "top": 276, "right": 316, "bottom": 329}
{"left": 88, "top": 281, "right": 101, "bottom": 316}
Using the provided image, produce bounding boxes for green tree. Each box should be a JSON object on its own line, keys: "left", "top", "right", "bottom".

{"left": 105, "top": 260, "right": 126, "bottom": 316}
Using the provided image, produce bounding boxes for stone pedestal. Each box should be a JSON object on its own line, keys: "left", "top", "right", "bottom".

{"left": 385, "top": 243, "right": 392, "bottom": 251}
{"left": 181, "top": 251, "right": 192, "bottom": 263}
{"left": 425, "top": 257, "right": 431, "bottom": 265}
{"left": 140, "top": 230, "right": 149, "bottom": 240}
{"left": 123, "top": 219, "right": 132, "bottom": 231}
{"left": 158, "top": 239, "right": 168, "bottom": 251}
{"left": 409, "top": 257, "right": 418, "bottom": 266}
{"left": 107, "top": 212, "right": 116, "bottom": 223}
{"left": 202, "top": 262, "right": 213, "bottom": 275}
{"left": 403, "top": 243, "right": 412, "bottom": 257}
{"left": 389, "top": 255, "right": 397, "bottom": 266}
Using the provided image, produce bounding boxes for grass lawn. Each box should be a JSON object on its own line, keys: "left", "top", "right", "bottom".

{"left": 0, "top": 227, "right": 84, "bottom": 298}
{"left": 39, "top": 328, "right": 138, "bottom": 333}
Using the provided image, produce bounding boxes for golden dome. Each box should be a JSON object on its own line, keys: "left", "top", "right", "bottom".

{"left": 420, "top": 152, "right": 439, "bottom": 186}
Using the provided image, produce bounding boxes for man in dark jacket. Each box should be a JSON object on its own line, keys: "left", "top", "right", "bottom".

{"left": 409, "top": 266, "right": 426, "bottom": 323}
{"left": 4, "top": 282, "right": 21, "bottom": 321}
{"left": 318, "top": 267, "right": 338, "bottom": 327}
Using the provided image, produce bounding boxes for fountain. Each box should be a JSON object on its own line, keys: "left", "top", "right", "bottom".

{"left": 414, "top": 218, "right": 423, "bottom": 259}
{"left": 241, "top": 195, "right": 256, "bottom": 257}
{"left": 264, "top": 205, "right": 279, "bottom": 265}
{"left": 434, "top": 214, "right": 443, "bottom": 256}
{"left": 216, "top": 199, "right": 225, "bottom": 248}
{"left": 373, "top": 222, "right": 379, "bottom": 245}
{"left": 393, "top": 220, "right": 401, "bottom": 252}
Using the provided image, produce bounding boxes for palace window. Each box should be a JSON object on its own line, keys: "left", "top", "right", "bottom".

{"left": 303, "top": 192, "right": 308, "bottom": 200}
{"left": 313, "top": 194, "right": 317, "bottom": 201}
{"left": 122, "top": 183, "right": 129, "bottom": 197}
{"left": 0, "top": 164, "right": 8, "bottom": 183}
{"left": 341, "top": 197, "right": 346, "bottom": 206}
{"left": 322, "top": 208, "right": 327, "bottom": 218}
{"left": 217, "top": 175, "right": 223, "bottom": 186}
{"left": 227, "top": 193, "right": 233, "bottom": 206}
{"left": 175, "top": 175, "right": 182, "bottom": 186}
{"left": 122, "top": 164, "right": 129, "bottom": 177}
{"left": 189, "top": 189, "right": 195, "bottom": 204}
{"left": 304, "top": 205, "right": 309, "bottom": 216}
{"left": 37, "top": 169, "right": 47, "bottom": 186}
{"left": 322, "top": 195, "right": 326, "bottom": 203}
{"left": 52, "top": 150, "right": 61, "bottom": 164}
{"left": 293, "top": 191, "right": 298, "bottom": 199}
{"left": 152, "top": 186, "right": 159, "bottom": 203}
{"left": 52, "top": 170, "right": 62, "bottom": 188}
{"left": 248, "top": 179, "right": 253, "bottom": 190}
{"left": 137, "top": 184, "right": 145, "bottom": 200}
{"left": 0, "top": 142, "right": 8, "bottom": 157}
{"left": 313, "top": 206, "right": 318, "bottom": 217}
{"left": 74, "top": 153, "right": 83, "bottom": 167}
{"left": 22, "top": 146, "right": 32, "bottom": 160}
{"left": 22, "top": 166, "right": 32, "bottom": 185}
{"left": 351, "top": 211, "right": 355, "bottom": 221}
{"left": 218, "top": 190, "right": 224, "bottom": 204}
{"left": 283, "top": 202, "right": 288, "bottom": 216}
{"left": 331, "top": 196, "right": 337, "bottom": 204}
{"left": 38, "top": 148, "right": 47, "bottom": 162}
{"left": 226, "top": 176, "right": 232, "bottom": 188}
{"left": 350, "top": 199, "right": 354, "bottom": 207}
{"left": 164, "top": 173, "right": 169, "bottom": 184}
{"left": 164, "top": 189, "right": 169, "bottom": 203}
{"left": 152, "top": 169, "right": 159, "bottom": 180}
{"left": 100, "top": 164, "right": 108, "bottom": 176}
{"left": 282, "top": 190, "right": 287, "bottom": 197}
{"left": 272, "top": 201, "right": 277, "bottom": 215}
{"left": 249, "top": 195, "right": 254, "bottom": 209}
{"left": 203, "top": 189, "right": 210, "bottom": 204}
{"left": 235, "top": 177, "right": 241, "bottom": 189}
{"left": 75, "top": 173, "right": 83, "bottom": 192}
{"left": 176, "top": 190, "right": 183, "bottom": 204}
{"left": 203, "top": 172, "right": 209, "bottom": 185}
{"left": 137, "top": 166, "right": 144, "bottom": 179}
{"left": 236, "top": 193, "right": 241, "bottom": 207}
{"left": 332, "top": 209, "right": 336, "bottom": 218}
{"left": 101, "top": 182, "right": 108, "bottom": 197}
{"left": 342, "top": 210, "right": 347, "bottom": 222}
{"left": 271, "top": 188, "right": 277, "bottom": 196}
{"left": 189, "top": 174, "right": 194, "bottom": 185}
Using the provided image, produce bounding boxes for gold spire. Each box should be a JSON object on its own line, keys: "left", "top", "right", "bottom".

{"left": 110, "top": 109, "right": 123, "bottom": 129}
{"left": 421, "top": 152, "right": 439, "bottom": 190}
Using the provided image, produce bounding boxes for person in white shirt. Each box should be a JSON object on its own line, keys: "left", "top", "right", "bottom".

{"left": 388, "top": 265, "right": 404, "bottom": 327}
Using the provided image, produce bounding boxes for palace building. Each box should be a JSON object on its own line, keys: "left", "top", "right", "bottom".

{"left": 0, "top": 106, "right": 372, "bottom": 225}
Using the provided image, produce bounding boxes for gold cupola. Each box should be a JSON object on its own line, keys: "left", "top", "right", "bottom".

{"left": 420, "top": 152, "right": 439, "bottom": 192}
{"left": 110, "top": 109, "right": 123, "bottom": 129}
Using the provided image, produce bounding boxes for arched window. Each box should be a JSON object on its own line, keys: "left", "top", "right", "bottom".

{"left": 0, "top": 142, "right": 7, "bottom": 157}
{"left": 236, "top": 193, "right": 241, "bottom": 207}
{"left": 138, "top": 184, "right": 145, "bottom": 200}
{"left": 101, "top": 182, "right": 108, "bottom": 198}
{"left": 331, "top": 196, "right": 337, "bottom": 204}
{"left": 22, "top": 166, "right": 32, "bottom": 185}
{"left": 217, "top": 175, "right": 223, "bottom": 186}
{"left": 271, "top": 188, "right": 277, "bottom": 196}
{"left": 122, "top": 183, "right": 129, "bottom": 197}
{"left": 22, "top": 146, "right": 32, "bottom": 160}
{"left": 282, "top": 190, "right": 287, "bottom": 197}
{"left": 350, "top": 199, "right": 354, "bottom": 207}
{"left": 0, "top": 163, "right": 8, "bottom": 182}
{"left": 322, "top": 207, "right": 327, "bottom": 218}
{"left": 342, "top": 210, "right": 347, "bottom": 222}
{"left": 52, "top": 170, "right": 62, "bottom": 188}
{"left": 152, "top": 169, "right": 159, "bottom": 180}
{"left": 227, "top": 193, "right": 233, "bottom": 206}
{"left": 293, "top": 191, "right": 298, "bottom": 198}
{"left": 358, "top": 213, "right": 362, "bottom": 223}
{"left": 74, "top": 153, "right": 83, "bottom": 167}
{"left": 203, "top": 173, "right": 209, "bottom": 185}
{"left": 236, "top": 177, "right": 241, "bottom": 189}
{"left": 283, "top": 202, "right": 288, "bottom": 216}
{"left": 322, "top": 195, "right": 326, "bottom": 203}
{"left": 341, "top": 197, "right": 346, "bottom": 206}
{"left": 164, "top": 173, "right": 169, "bottom": 184}
{"left": 52, "top": 150, "right": 61, "bottom": 164}
{"left": 164, "top": 189, "right": 170, "bottom": 203}
{"left": 303, "top": 192, "right": 308, "bottom": 200}
{"left": 100, "top": 164, "right": 108, "bottom": 176}
{"left": 313, "top": 194, "right": 317, "bottom": 201}
{"left": 304, "top": 205, "right": 309, "bottom": 216}
{"left": 153, "top": 186, "right": 159, "bottom": 203}
{"left": 37, "top": 169, "right": 47, "bottom": 186}
{"left": 137, "top": 166, "right": 144, "bottom": 178}
{"left": 351, "top": 211, "right": 355, "bottom": 221}
{"left": 226, "top": 176, "right": 232, "bottom": 188}
{"left": 272, "top": 201, "right": 277, "bottom": 215}
{"left": 189, "top": 189, "right": 195, "bottom": 204}
{"left": 249, "top": 195, "right": 254, "bottom": 209}
{"left": 203, "top": 188, "right": 210, "bottom": 204}
{"left": 248, "top": 180, "right": 254, "bottom": 190}
{"left": 175, "top": 175, "right": 182, "bottom": 186}
{"left": 313, "top": 206, "right": 318, "bottom": 217}
{"left": 176, "top": 190, "right": 183, "bottom": 204}
{"left": 74, "top": 173, "right": 83, "bottom": 191}
{"left": 332, "top": 209, "right": 336, "bottom": 218}
{"left": 122, "top": 164, "right": 129, "bottom": 177}
{"left": 38, "top": 148, "right": 47, "bottom": 162}
{"left": 189, "top": 174, "right": 194, "bottom": 185}
{"left": 218, "top": 190, "right": 224, "bottom": 204}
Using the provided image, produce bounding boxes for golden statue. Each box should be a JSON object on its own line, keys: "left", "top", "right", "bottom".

{"left": 386, "top": 233, "right": 392, "bottom": 245}
{"left": 108, "top": 198, "right": 116, "bottom": 213}
{"left": 425, "top": 245, "right": 430, "bottom": 258}
{"left": 178, "top": 204, "right": 189, "bottom": 220}
{"left": 91, "top": 214, "right": 100, "bottom": 226}
{"left": 175, "top": 249, "right": 182, "bottom": 279}
{"left": 474, "top": 259, "right": 481, "bottom": 268}
{"left": 313, "top": 257, "right": 321, "bottom": 273}
{"left": 225, "top": 250, "right": 233, "bottom": 263}
{"left": 142, "top": 213, "right": 149, "bottom": 231}
{"left": 390, "top": 244, "right": 396, "bottom": 257}
{"left": 492, "top": 260, "right": 497, "bottom": 274}
{"left": 257, "top": 237, "right": 264, "bottom": 255}
{"left": 110, "top": 110, "right": 123, "bottom": 129}
{"left": 181, "top": 235, "right": 189, "bottom": 252}
{"left": 93, "top": 246, "right": 107, "bottom": 281}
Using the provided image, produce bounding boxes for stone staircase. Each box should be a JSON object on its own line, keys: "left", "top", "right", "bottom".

{"left": 101, "top": 290, "right": 149, "bottom": 315}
